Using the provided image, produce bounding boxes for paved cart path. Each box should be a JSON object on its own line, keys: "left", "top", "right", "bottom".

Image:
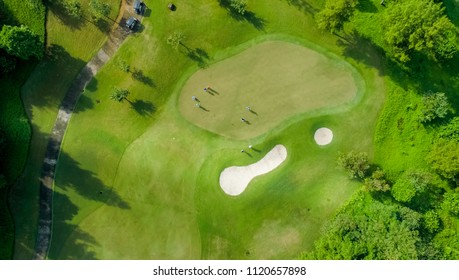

{"left": 34, "top": 2, "right": 133, "bottom": 259}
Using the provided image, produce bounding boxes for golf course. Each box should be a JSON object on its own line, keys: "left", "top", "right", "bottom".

{"left": 47, "top": 1, "right": 381, "bottom": 259}
{"left": 3, "top": 0, "right": 459, "bottom": 261}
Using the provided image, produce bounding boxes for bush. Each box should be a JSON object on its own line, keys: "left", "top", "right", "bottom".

{"left": 427, "top": 139, "right": 459, "bottom": 180}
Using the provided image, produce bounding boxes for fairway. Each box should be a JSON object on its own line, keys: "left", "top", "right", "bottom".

{"left": 179, "top": 40, "right": 362, "bottom": 139}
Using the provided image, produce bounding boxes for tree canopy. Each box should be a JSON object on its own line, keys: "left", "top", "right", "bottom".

{"left": 110, "top": 87, "right": 130, "bottom": 102}
{"left": 316, "top": 0, "right": 358, "bottom": 34}
{"left": 427, "top": 139, "right": 459, "bottom": 181}
{"left": 308, "top": 194, "right": 421, "bottom": 260}
{"left": 337, "top": 151, "right": 370, "bottom": 179}
{"left": 382, "top": 0, "right": 458, "bottom": 62}
{"left": 419, "top": 92, "right": 452, "bottom": 123}
{"left": 0, "top": 25, "right": 43, "bottom": 60}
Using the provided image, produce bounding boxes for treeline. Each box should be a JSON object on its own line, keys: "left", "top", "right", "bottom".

{"left": 304, "top": 0, "right": 459, "bottom": 260}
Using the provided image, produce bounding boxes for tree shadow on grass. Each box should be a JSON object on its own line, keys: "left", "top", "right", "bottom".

{"left": 55, "top": 152, "right": 130, "bottom": 209}
{"left": 131, "top": 69, "right": 156, "bottom": 87}
{"left": 283, "top": 0, "right": 318, "bottom": 15}
{"left": 130, "top": 99, "right": 156, "bottom": 116}
{"left": 49, "top": 192, "right": 98, "bottom": 259}
{"left": 22, "top": 44, "right": 86, "bottom": 111}
{"left": 73, "top": 94, "right": 94, "bottom": 114}
{"left": 357, "top": 0, "right": 378, "bottom": 13}
{"left": 44, "top": 0, "right": 85, "bottom": 30}
{"left": 217, "top": 0, "right": 266, "bottom": 30}
{"left": 186, "top": 48, "right": 210, "bottom": 68}
{"left": 337, "top": 30, "right": 386, "bottom": 76}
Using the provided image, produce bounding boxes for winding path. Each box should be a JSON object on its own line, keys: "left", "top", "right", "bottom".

{"left": 34, "top": 2, "right": 133, "bottom": 260}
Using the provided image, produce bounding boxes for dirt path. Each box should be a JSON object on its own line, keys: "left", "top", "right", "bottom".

{"left": 34, "top": 1, "right": 131, "bottom": 260}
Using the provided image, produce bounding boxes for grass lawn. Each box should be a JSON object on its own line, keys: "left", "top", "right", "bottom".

{"left": 178, "top": 38, "right": 364, "bottom": 139}
{"left": 10, "top": 0, "right": 120, "bottom": 259}
{"left": 49, "top": 0, "right": 386, "bottom": 259}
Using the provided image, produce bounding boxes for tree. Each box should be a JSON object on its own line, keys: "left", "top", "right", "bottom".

{"left": 0, "top": 49, "right": 16, "bottom": 76}
{"left": 63, "top": 0, "right": 82, "bottom": 18}
{"left": 308, "top": 197, "right": 421, "bottom": 260}
{"left": 419, "top": 92, "right": 452, "bottom": 123}
{"left": 315, "top": 0, "right": 359, "bottom": 34}
{"left": 442, "top": 192, "right": 459, "bottom": 216}
{"left": 167, "top": 32, "right": 185, "bottom": 50}
{"left": 363, "top": 169, "right": 390, "bottom": 192}
{"left": 423, "top": 210, "right": 440, "bottom": 234}
{"left": 438, "top": 117, "right": 459, "bottom": 141}
{"left": 116, "top": 59, "right": 130, "bottom": 72}
{"left": 110, "top": 87, "right": 130, "bottom": 102}
{"left": 0, "top": 175, "right": 5, "bottom": 189}
{"left": 392, "top": 170, "right": 433, "bottom": 203}
{"left": 337, "top": 151, "right": 370, "bottom": 179}
{"left": 89, "top": 0, "right": 111, "bottom": 20}
{"left": 427, "top": 139, "right": 459, "bottom": 181}
{"left": 0, "top": 25, "right": 43, "bottom": 60}
{"left": 382, "top": 0, "right": 458, "bottom": 62}
{"left": 229, "top": 0, "right": 247, "bottom": 15}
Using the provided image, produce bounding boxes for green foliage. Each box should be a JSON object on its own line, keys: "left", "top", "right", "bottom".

{"left": 0, "top": 50, "right": 16, "bottom": 76}
{"left": 0, "top": 175, "right": 5, "bottom": 189}
{"left": 0, "top": 25, "right": 43, "bottom": 60}
{"left": 167, "top": 32, "right": 185, "bottom": 50}
{"left": 110, "top": 87, "right": 130, "bottom": 102}
{"left": 442, "top": 192, "right": 459, "bottom": 216}
{"left": 392, "top": 170, "right": 433, "bottom": 203}
{"left": 1, "top": 0, "right": 46, "bottom": 41}
{"left": 316, "top": 0, "right": 359, "bottom": 33}
{"left": 382, "top": 0, "right": 458, "bottom": 62}
{"left": 419, "top": 92, "right": 452, "bottom": 123}
{"left": 337, "top": 151, "right": 370, "bottom": 179}
{"left": 308, "top": 196, "right": 421, "bottom": 259}
{"left": 229, "top": 0, "right": 247, "bottom": 15}
{"left": 423, "top": 210, "right": 440, "bottom": 233}
{"left": 116, "top": 59, "right": 130, "bottom": 72}
{"left": 89, "top": 0, "right": 111, "bottom": 20}
{"left": 438, "top": 117, "right": 459, "bottom": 141}
{"left": 427, "top": 139, "right": 459, "bottom": 180}
{"left": 363, "top": 169, "right": 390, "bottom": 192}
{"left": 63, "top": 0, "right": 82, "bottom": 18}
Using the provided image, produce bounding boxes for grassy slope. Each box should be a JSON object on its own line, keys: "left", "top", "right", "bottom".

{"left": 50, "top": 0, "right": 385, "bottom": 259}
{"left": 11, "top": 0, "right": 120, "bottom": 259}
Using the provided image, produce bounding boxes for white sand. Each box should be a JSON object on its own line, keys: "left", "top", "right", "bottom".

{"left": 219, "top": 145, "right": 287, "bottom": 196}
{"left": 314, "top": 127, "right": 333, "bottom": 146}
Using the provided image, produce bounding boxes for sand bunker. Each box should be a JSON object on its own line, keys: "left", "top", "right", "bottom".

{"left": 219, "top": 145, "right": 288, "bottom": 196}
{"left": 314, "top": 127, "right": 333, "bottom": 145}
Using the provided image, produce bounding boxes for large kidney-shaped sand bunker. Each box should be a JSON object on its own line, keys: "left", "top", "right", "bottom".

{"left": 220, "top": 145, "right": 287, "bottom": 196}
{"left": 179, "top": 40, "right": 361, "bottom": 139}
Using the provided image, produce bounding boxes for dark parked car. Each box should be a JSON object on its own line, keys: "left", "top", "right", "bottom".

{"left": 134, "top": 0, "right": 145, "bottom": 15}
{"left": 126, "top": 16, "right": 138, "bottom": 30}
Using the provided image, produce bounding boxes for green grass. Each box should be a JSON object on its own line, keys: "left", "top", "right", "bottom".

{"left": 49, "top": 0, "right": 386, "bottom": 259}
{"left": 178, "top": 38, "right": 363, "bottom": 140}
{"left": 11, "top": 0, "right": 120, "bottom": 259}
{"left": 0, "top": 0, "right": 46, "bottom": 260}
{"left": 1, "top": 0, "right": 46, "bottom": 40}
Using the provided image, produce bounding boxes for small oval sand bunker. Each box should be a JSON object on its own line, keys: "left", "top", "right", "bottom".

{"left": 220, "top": 145, "right": 287, "bottom": 196}
{"left": 179, "top": 40, "right": 361, "bottom": 140}
{"left": 314, "top": 127, "right": 333, "bottom": 145}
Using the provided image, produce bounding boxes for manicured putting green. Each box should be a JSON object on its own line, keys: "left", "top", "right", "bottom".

{"left": 179, "top": 40, "right": 360, "bottom": 140}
